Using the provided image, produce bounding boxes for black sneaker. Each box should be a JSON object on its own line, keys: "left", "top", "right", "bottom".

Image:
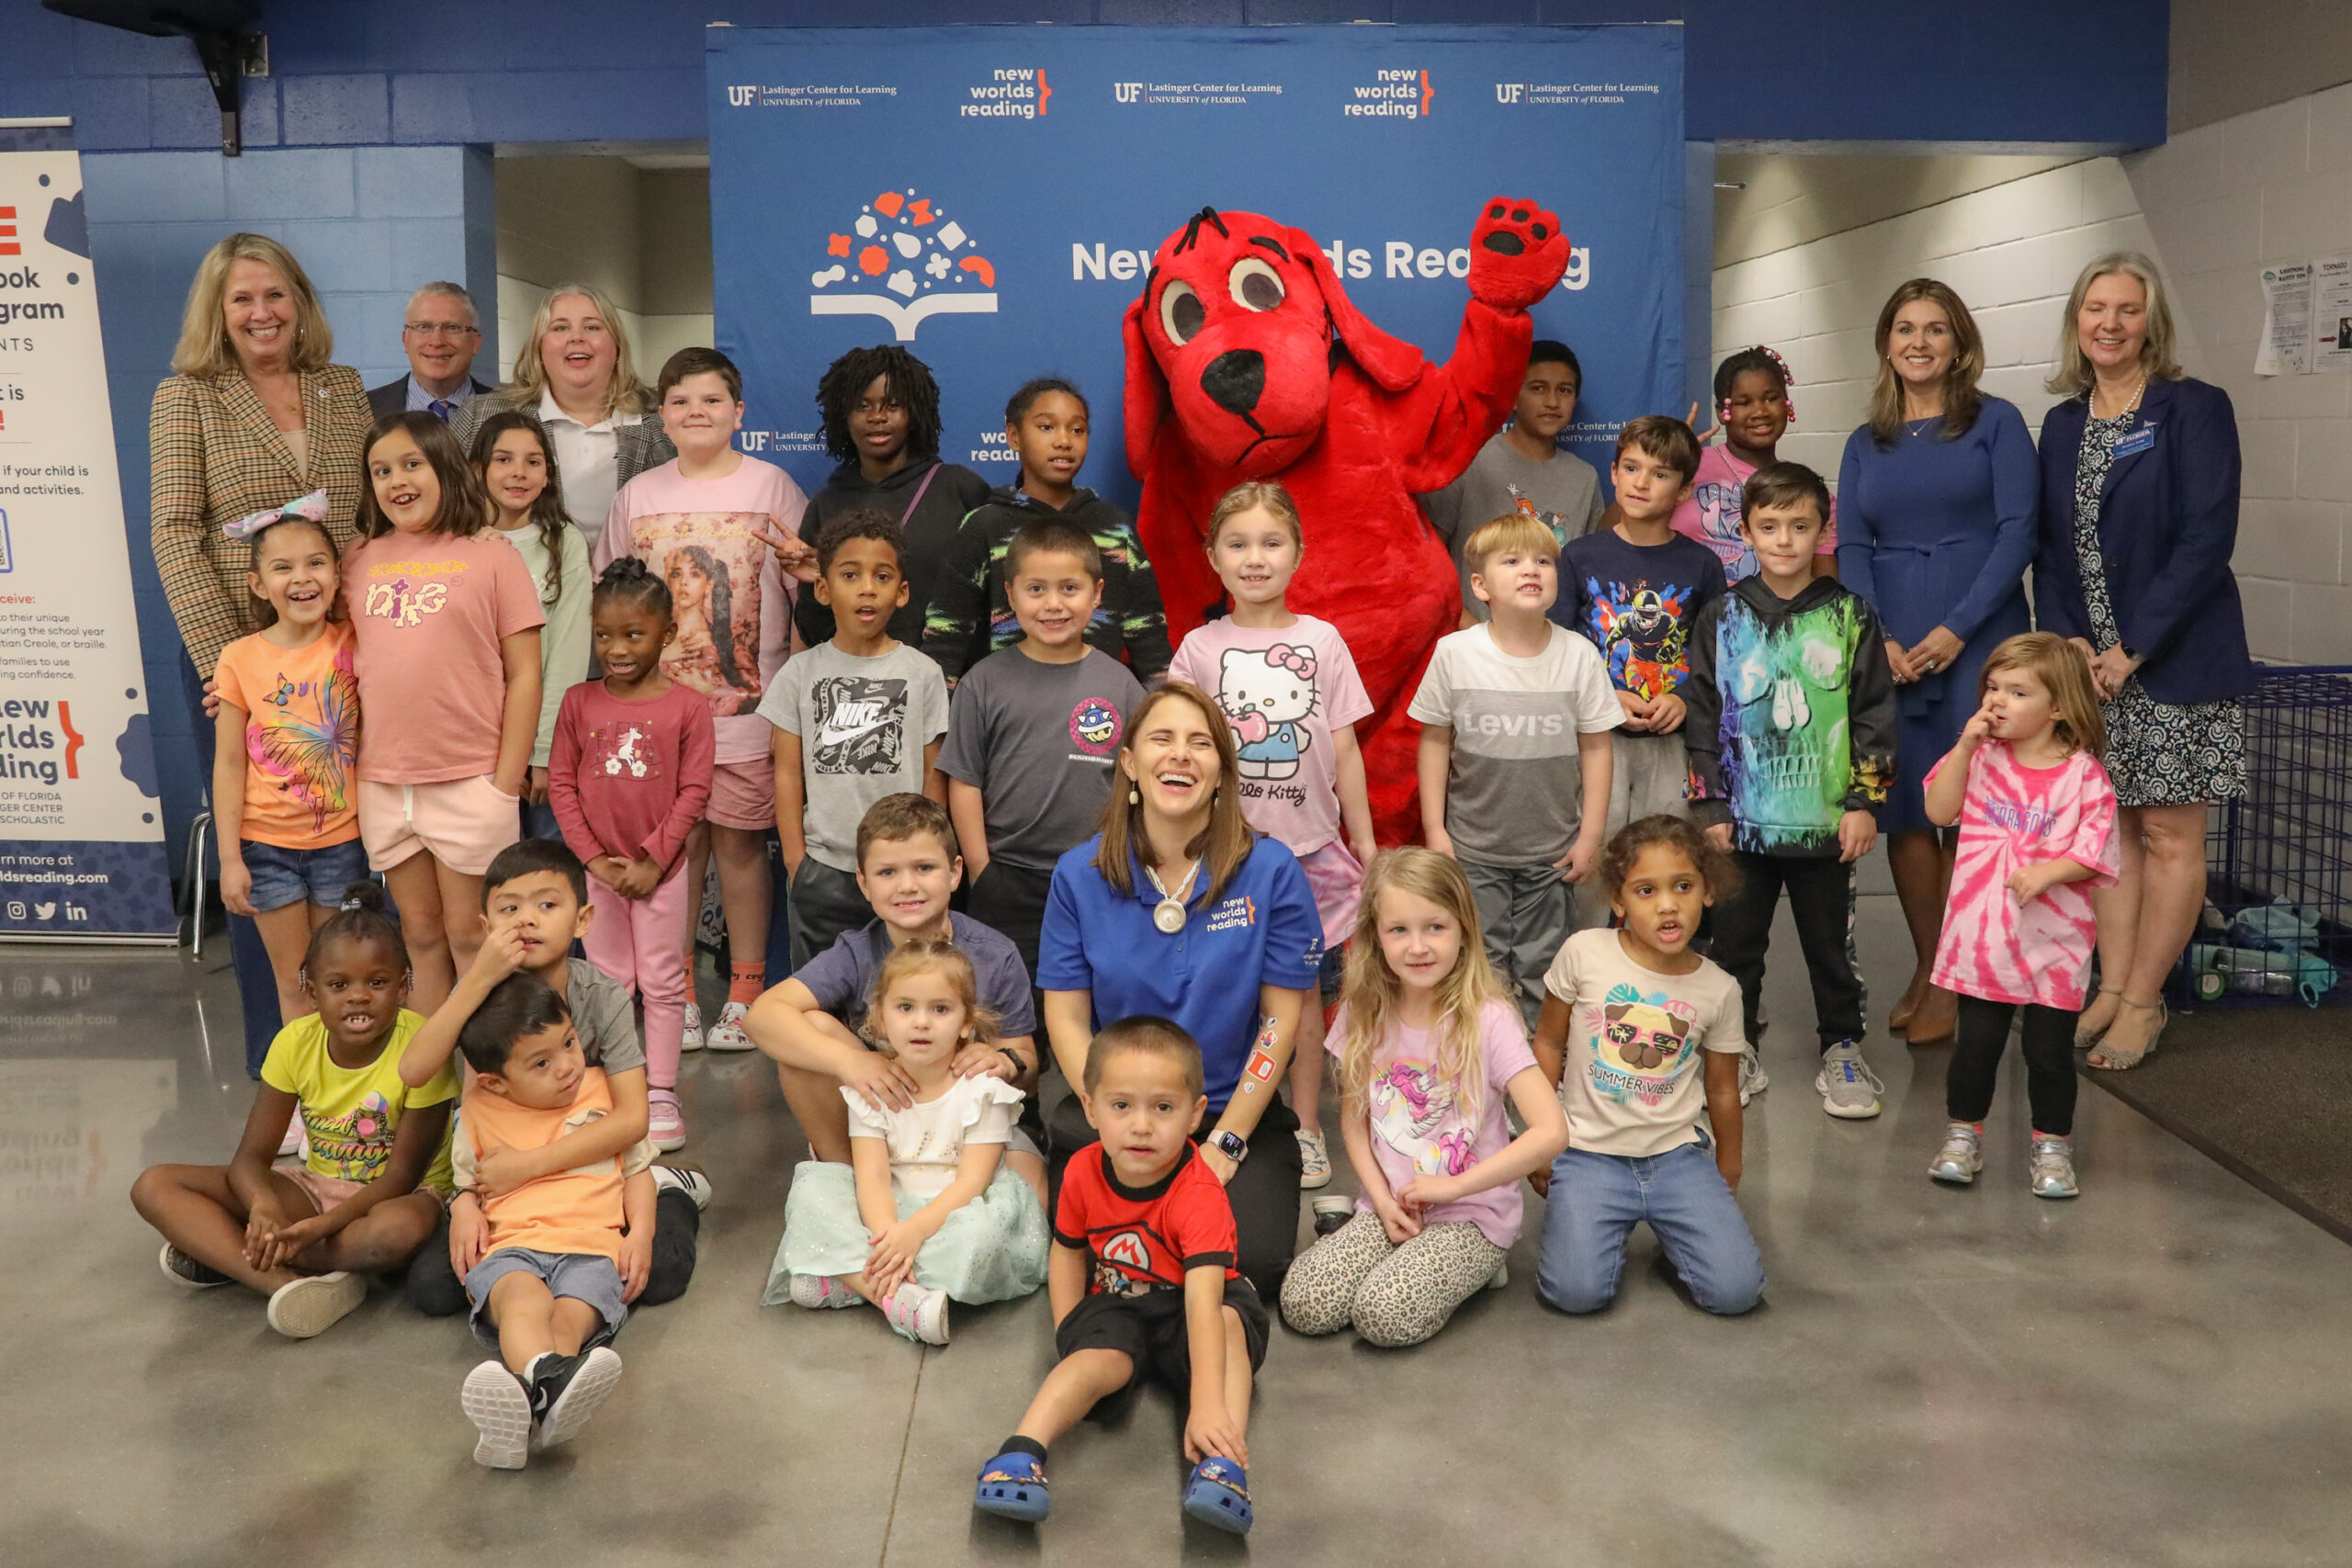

{"left": 530, "top": 1346, "right": 624, "bottom": 1450}
{"left": 158, "top": 1242, "right": 230, "bottom": 1288}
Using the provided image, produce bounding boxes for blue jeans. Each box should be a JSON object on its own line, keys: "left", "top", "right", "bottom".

{"left": 1535, "top": 1139, "right": 1764, "bottom": 1315}
{"left": 182, "top": 651, "right": 281, "bottom": 1076}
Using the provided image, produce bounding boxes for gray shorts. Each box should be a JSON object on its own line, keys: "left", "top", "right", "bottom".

{"left": 463, "top": 1247, "right": 628, "bottom": 1353}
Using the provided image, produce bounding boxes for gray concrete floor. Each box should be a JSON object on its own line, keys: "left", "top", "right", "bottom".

{"left": 7, "top": 865, "right": 2352, "bottom": 1567}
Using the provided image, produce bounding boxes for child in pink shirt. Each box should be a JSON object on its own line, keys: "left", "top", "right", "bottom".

{"left": 1922, "top": 634, "right": 2119, "bottom": 1200}
{"left": 1168, "top": 481, "right": 1377, "bottom": 1192}
{"left": 1672, "top": 347, "right": 1838, "bottom": 582}
{"left": 549, "top": 558, "right": 718, "bottom": 1152}
{"left": 344, "top": 414, "right": 546, "bottom": 1012}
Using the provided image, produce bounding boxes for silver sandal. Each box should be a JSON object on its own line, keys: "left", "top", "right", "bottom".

{"left": 2085, "top": 996, "right": 2165, "bottom": 1070}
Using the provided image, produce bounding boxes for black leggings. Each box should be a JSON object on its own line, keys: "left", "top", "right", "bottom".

{"left": 404, "top": 1187, "right": 702, "bottom": 1316}
{"left": 1945, "top": 996, "right": 2077, "bottom": 1137}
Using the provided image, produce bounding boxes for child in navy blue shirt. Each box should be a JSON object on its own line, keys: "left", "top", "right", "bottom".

{"left": 1556, "top": 415, "right": 1725, "bottom": 925}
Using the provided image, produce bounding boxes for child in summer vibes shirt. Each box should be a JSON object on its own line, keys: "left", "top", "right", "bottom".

{"left": 1923, "top": 634, "right": 2120, "bottom": 1201}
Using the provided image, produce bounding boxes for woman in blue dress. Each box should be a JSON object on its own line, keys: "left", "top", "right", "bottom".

{"left": 1838, "top": 278, "right": 2040, "bottom": 1045}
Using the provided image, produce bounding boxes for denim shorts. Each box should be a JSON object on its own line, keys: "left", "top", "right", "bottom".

{"left": 463, "top": 1247, "right": 628, "bottom": 1352}
{"left": 242, "top": 838, "right": 370, "bottom": 914}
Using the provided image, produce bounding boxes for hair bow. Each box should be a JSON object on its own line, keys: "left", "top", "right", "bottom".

{"left": 224, "top": 489, "right": 330, "bottom": 542}
{"left": 1267, "top": 643, "right": 1317, "bottom": 680}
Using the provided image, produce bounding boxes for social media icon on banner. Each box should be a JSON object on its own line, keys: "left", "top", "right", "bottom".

{"left": 811, "top": 187, "right": 998, "bottom": 342}
{"left": 6, "top": 901, "right": 24, "bottom": 919}
{"left": 34, "top": 901, "right": 56, "bottom": 919}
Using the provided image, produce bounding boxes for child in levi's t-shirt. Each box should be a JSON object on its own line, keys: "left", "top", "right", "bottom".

{"left": 1532, "top": 817, "right": 1762, "bottom": 1317}
{"left": 1923, "top": 634, "right": 2120, "bottom": 1200}
{"left": 549, "top": 559, "right": 717, "bottom": 1152}
{"left": 1673, "top": 346, "right": 1839, "bottom": 583}
{"left": 598, "top": 348, "right": 815, "bottom": 1053}
{"left": 1169, "top": 481, "right": 1377, "bottom": 1192}
{"left": 1279, "top": 849, "right": 1566, "bottom": 1348}
{"left": 343, "top": 413, "right": 545, "bottom": 1012}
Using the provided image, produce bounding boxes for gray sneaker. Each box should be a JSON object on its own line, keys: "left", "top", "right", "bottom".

{"left": 1815, "top": 1041, "right": 1883, "bottom": 1120}
{"left": 2029, "top": 1134, "right": 2080, "bottom": 1199}
{"left": 1929, "top": 1123, "right": 1983, "bottom": 1184}
{"left": 1737, "top": 1043, "right": 1770, "bottom": 1106}
{"left": 1296, "top": 1128, "right": 1333, "bottom": 1190}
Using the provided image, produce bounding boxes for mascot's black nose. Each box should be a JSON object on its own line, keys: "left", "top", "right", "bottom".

{"left": 1202, "top": 349, "right": 1266, "bottom": 417}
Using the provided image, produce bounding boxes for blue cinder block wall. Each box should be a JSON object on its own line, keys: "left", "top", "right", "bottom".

{"left": 0, "top": 0, "right": 2168, "bottom": 864}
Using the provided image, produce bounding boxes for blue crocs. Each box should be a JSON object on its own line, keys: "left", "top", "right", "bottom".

{"left": 974, "top": 1450, "right": 1050, "bottom": 1523}
{"left": 1182, "top": 1456, "right": 1252, "bottom": 1535}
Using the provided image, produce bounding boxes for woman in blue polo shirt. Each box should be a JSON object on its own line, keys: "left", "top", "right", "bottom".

{"left": 1037, "top": 682, "right": 1323, "bottom": 1296}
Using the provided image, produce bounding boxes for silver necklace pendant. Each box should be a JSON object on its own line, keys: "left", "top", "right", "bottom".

{"left": 1153, "top": 897, "right": 1187, "bottom": 934}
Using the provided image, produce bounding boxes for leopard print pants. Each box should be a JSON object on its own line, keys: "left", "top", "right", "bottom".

{"left": 1278, "top": 1212, "right": 1506, "bottom": 1348}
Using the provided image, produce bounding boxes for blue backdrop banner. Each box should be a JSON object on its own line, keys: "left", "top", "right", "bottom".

{"left": 707, "top": 24, "right": 1684, "bottom": 504}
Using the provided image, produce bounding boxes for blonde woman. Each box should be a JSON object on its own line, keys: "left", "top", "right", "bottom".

{"left": 1278, "top": 848, "right": 1566, "bottom": 1348}
{"left": 448, "top": 283, "right": 675, "bottom": 529}
{"left": 1035, "top": 682, "right": 1323, "bottom": 1296}
{"left": 150, "top": 232, "right": 373, "bottom": 1075}
{"left": 2033, "top": 253, "right": 2250, "bottom": 1071}
{"left": 1836, "top": 278, "right": 2040, "bottom": 1045}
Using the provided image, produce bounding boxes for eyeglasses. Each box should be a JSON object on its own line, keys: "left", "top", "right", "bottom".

{"left": 404, "top": 321, "right": 480, "bottom": 338}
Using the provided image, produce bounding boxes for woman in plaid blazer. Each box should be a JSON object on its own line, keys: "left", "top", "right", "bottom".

{"left": 149, "top": 233, "right": 373, "bottom": 1073}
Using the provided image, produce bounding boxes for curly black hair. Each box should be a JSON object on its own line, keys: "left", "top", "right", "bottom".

{"left": 1600, "top": 814, "right": 1740, "bottom": 904}
{"left": 816, "top": 345, "right": 942, "bottom": 465}
{"left": 593, "top": 554, "right": 675, "bottom": 622}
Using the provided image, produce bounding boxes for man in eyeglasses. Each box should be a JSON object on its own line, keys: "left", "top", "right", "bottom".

{"left": 368, "top": 282, "right": 492, "bottom": 423}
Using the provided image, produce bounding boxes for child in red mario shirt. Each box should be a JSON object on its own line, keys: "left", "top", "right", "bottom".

{"left": 973, "top": 1017, "right": 1266, "bottom": 1537}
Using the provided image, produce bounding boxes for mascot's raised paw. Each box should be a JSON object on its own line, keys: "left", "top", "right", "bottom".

{"left": 1467, "top": 197, "right": 1569, "bottom": 312}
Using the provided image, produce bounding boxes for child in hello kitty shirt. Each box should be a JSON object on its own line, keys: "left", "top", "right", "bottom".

{"left": 1169, "top": 480, "right": 1378, "bottom": 1193}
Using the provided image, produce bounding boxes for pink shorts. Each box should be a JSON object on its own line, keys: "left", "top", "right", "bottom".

{"left": 358, "top": 775, "right": 523, "bottom": 876}
{"left": 1297, "top": 839, "right": 1364, "bottom": 950}
{"left": 706, "top": 754, "right": 776, "bottom": 830}
{"left": 274, "top": 1160, "right": 444, "bottom": 1213}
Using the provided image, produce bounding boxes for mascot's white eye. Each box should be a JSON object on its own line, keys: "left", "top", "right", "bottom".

{"left": 1159, "top": 279, "right": 1206, "bottom": 346}
{"left": 1229, "top": 257, "right": 1284, "bottom": 312}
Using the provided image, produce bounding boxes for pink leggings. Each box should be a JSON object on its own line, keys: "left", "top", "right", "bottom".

{"left": 585, "top": 860, "right": 691, "bottom": 1091}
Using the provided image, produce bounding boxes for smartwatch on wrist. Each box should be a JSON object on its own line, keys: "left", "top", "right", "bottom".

{"left": 1209, "top": 1130, "right": 1250, "bottom": 1166}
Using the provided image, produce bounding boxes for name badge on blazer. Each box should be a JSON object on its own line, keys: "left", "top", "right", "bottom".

{"left": 2112, "top": 423, "right": 2156, "bottom": 458}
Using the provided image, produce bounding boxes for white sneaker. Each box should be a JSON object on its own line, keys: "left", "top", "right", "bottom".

{"left": 266, "top": 1270, "right": 366, "bottom": 1339}
{"left": 680, "top": 1001, "right": 706, "bottom": 1053}
{"left": 650, "top": 1163, "right": 712, "bottom": 1210}
{"left": 1296, "top": 1128, "right": 1333, "bottom": 1190}
{"left": 1929, "top": 1123, "right": 1984, "bottom": 1185}
{"left": 461, "top": 1360, "right": 532, "bottom": 1471}
{"left": 1738, "top": 1043, "right": 1770, "bottom": 1106}
{"left": 790, "top": 1272, "right": 860, "bottom": 1308}
{"left": 1815, "top": 1041, "right": 1883, "bottom": 1120}
{"left": 707, "top": 999, "right": 755, "bottom": 1052}
{"left": 882, "top": 1282, "right": 950, "bottom": 1346}
{"left": 2030, "top": 1134, "right": 2080, "bottom": 1199}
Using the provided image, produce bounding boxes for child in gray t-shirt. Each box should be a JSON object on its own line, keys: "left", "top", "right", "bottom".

{"left": 1420, "top": 340, "right": 1605, "bottom": 624}
{"left": 760, "top": 511, "right": 949, "bottom": 966}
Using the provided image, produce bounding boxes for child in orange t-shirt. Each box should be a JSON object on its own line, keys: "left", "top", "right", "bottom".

{"left": 211, "top": 492, "right": 366, "bottom": 1030}
{"left": 450, "top": 972, "right": 654, "bottom": 1471}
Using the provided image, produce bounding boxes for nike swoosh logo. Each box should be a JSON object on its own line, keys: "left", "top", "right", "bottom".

{"left": 818, "top": 716, "right": 890, "bottom": 749}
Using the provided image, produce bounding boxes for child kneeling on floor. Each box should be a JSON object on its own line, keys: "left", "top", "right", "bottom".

{"left": 453, "top": 973, "right": 656, "bottom": 1470}
{"left": 132, "top": 884, "right": 455, "bottom": 1339}
{"left": 764, "top": 938, "right": 1049, "bottom": 1344}
{"left": 973, "top": 1017, "right": 1265, "bottom": 1537}
{"left": 1532, "top": 817, "right": 1765, "bottom": 1316}
{"left": 1280, "top": 847, "right": 1566, "bottom": 1347}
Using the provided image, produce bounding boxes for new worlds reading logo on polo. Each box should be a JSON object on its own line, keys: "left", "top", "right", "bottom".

{"left": 810, "top": 187, "right": 998, "bottom": 342}
{"left": 1345, "top": 68, "right": 1432, "bottom": 119}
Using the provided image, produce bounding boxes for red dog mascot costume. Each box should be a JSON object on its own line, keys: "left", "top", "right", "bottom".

{"left": 1125, "top": 198, "right": 1571, "bottom": 843}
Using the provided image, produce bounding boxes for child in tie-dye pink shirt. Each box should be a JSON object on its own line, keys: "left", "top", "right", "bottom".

{"left": 1921, "top": 634, "right": 2118, "bottom": 1200}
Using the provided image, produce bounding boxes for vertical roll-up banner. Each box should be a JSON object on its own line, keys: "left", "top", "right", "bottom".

{"left": 0, "top": 119, "right": 176, "bottom": 942}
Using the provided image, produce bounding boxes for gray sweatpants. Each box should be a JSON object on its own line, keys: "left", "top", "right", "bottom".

{"left": 1573, "top": 728, "right": 1693, "bottom": 930}
{"left": 1464, "top": 859, "right": 1587, "bottom": 1031}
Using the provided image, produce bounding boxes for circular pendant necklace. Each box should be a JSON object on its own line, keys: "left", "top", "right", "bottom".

{"left": 1144, "top": 858, "right": 1201, "bottom": 935}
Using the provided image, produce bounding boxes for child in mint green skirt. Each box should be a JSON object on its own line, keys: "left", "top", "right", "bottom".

{"left": 763, "top": 938, "right": 1048, "bottom": 1343}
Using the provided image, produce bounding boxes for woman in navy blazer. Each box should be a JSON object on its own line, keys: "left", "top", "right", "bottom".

{"left": 2034, "top": 252, "right": 2252, "bottom": 1071}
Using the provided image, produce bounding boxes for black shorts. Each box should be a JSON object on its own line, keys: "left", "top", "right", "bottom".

{"left": 1054, "top": 1280, "right": 1269, "bottom": 1422}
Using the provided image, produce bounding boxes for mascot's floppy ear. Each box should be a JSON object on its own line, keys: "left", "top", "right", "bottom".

{"left": 1288, "top": 224, "right": 1427, "bottom": 394}
{"left": 1122, "top": 287, "right": 1167, "bottom": 481}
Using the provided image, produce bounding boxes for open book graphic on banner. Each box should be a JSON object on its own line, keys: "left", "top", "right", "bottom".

{"left": 809, "top": 186, "right": 998, "bottom": 341}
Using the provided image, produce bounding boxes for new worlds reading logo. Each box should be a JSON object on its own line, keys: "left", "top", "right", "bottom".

{"left": 810, "top": 187, "right": 998, "bottom": 342}
{"left": 1345, "top": 68, "right": 1432, "bottom": 118}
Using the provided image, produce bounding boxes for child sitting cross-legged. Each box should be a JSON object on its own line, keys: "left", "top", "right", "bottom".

{"left": 973, "top": 1018, "right": 1266, "bottom": 1538}
{"left": 451, "top": 973, "right": 656, "bottom": 1471}
{"left": 1279, "top": 848, "right": 1567, "bottom": 1348}
{"left": 763, "top": 939, "right": 1049, "bottom": 1344}
{"left": 132, "top": 884, "right": 455, "bottom": 1339}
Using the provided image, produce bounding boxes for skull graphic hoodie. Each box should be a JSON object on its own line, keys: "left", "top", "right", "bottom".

{"left": 1682, "top": 574, "right": 1898, "bottom": 856}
